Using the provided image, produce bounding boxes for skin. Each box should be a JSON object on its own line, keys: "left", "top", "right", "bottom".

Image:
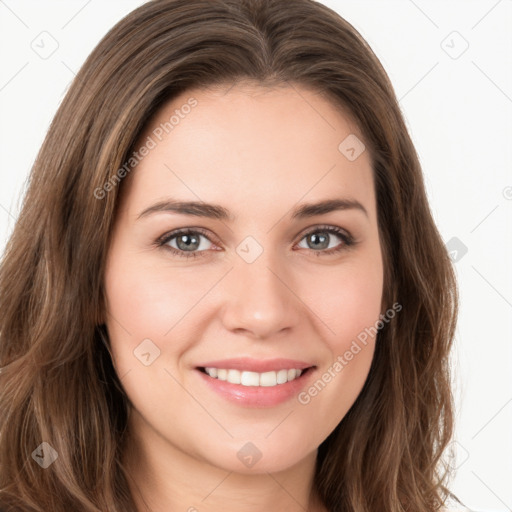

{"left": 104, "top": 82, "right": 384, "bottom": 512}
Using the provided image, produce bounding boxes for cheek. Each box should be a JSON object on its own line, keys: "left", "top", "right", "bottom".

{"left": 301, "top": 255, "right": 383, "bottom": 348}
{"left": 103, "top": 255, "right": 203, "bottom": 420}
{"left": 294, "top": 262, "right": 382, "bottom": 437}
{"left": 103, "top": 250, "right": 188, "bottom": 376}
{"left": 105, "top": 254, "right": 207, "bottom": 338}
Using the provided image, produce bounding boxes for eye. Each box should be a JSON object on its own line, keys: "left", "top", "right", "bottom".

{"left": 156, "top": 228, "right": 216, "bottom": 259}
{"left": 296, "top": 225, "right": 355, "bottom": 256}
{"left": 156, "top": 225, "right": 355, "bottom": 259}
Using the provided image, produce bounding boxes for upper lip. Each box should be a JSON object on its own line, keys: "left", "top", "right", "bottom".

{"left": 195, "top": 357, "right": 315, "bottom": 373}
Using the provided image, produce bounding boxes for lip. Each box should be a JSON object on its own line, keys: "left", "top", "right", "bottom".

{"left": 194, "top": 358, "right": 316, "bottom": 408}
{"left": 195, "top": 357, "right": 313, "bottom": 373}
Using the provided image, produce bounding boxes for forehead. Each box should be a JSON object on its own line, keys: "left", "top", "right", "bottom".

{"left": 120, "top": 83, "right": 375, "bottom": 221}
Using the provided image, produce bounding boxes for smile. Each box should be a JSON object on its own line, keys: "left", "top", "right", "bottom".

{"left": 194, "top": 358, "right": 316, "bottom": 407}
{"left": 200, "top": 367, "right": 304, "bottom": 387}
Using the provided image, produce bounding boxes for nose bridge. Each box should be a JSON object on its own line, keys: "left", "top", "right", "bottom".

{"left": 219, "top": 241, "right": 301, "bottom": 337}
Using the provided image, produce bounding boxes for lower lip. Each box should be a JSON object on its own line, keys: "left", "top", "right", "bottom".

{"left": 195, "top": 368, "right": 315, "bottom": 407}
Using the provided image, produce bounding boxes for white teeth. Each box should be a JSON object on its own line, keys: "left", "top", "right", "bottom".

{"left": 276, "top": 369, "right": 288, "bottom": 384}
{"left": 240, "top": 371, "right": 259, "bottom": 386}
{"left": 260, "top": 371, "right": 277, "bottom": 387}
{"left": 203, "top": 367, "right": 306, "bottom": 386}
{"left": 227, "top": 369, "right": 241, "bottom": 384}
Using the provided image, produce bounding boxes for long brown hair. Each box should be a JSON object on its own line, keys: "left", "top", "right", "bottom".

{"left": 0, "top": 0, "right": 459, "bottom": 510}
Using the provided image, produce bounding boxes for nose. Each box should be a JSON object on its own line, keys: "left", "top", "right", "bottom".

{"left": 219, "top": 253, "right": 302, "bottom": 340}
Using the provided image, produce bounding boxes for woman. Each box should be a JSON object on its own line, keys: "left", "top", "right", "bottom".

{"left": 0, "top": 0, "right": 469, "bottom": 510}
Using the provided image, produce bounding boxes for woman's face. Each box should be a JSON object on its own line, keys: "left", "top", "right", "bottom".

{"left": 104, "top": 83, "right": 384, "bottom": 474}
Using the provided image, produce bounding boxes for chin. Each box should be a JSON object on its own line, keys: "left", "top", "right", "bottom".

{"left": 198, "top": 436, "right": 316, "bottom": 475}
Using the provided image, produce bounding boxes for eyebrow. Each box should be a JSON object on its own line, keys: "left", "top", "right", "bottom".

{"left": 137, "top": 197, "right": 368, "bottom": 221}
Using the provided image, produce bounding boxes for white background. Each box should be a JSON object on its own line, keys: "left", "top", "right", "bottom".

{"left": 0, "top": 1, "right": 511, "bottom": 511}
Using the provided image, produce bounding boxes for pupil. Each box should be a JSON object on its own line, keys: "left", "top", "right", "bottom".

{"left": 310, "top": 233, "right": 328, "bottom": 250}
{"left": 177, "top": 234, "right": 199, "bottom": 251}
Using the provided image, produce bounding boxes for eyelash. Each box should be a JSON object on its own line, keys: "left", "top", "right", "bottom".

{"left": 155, "top": 225, "right": 356, "bottom": 260}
